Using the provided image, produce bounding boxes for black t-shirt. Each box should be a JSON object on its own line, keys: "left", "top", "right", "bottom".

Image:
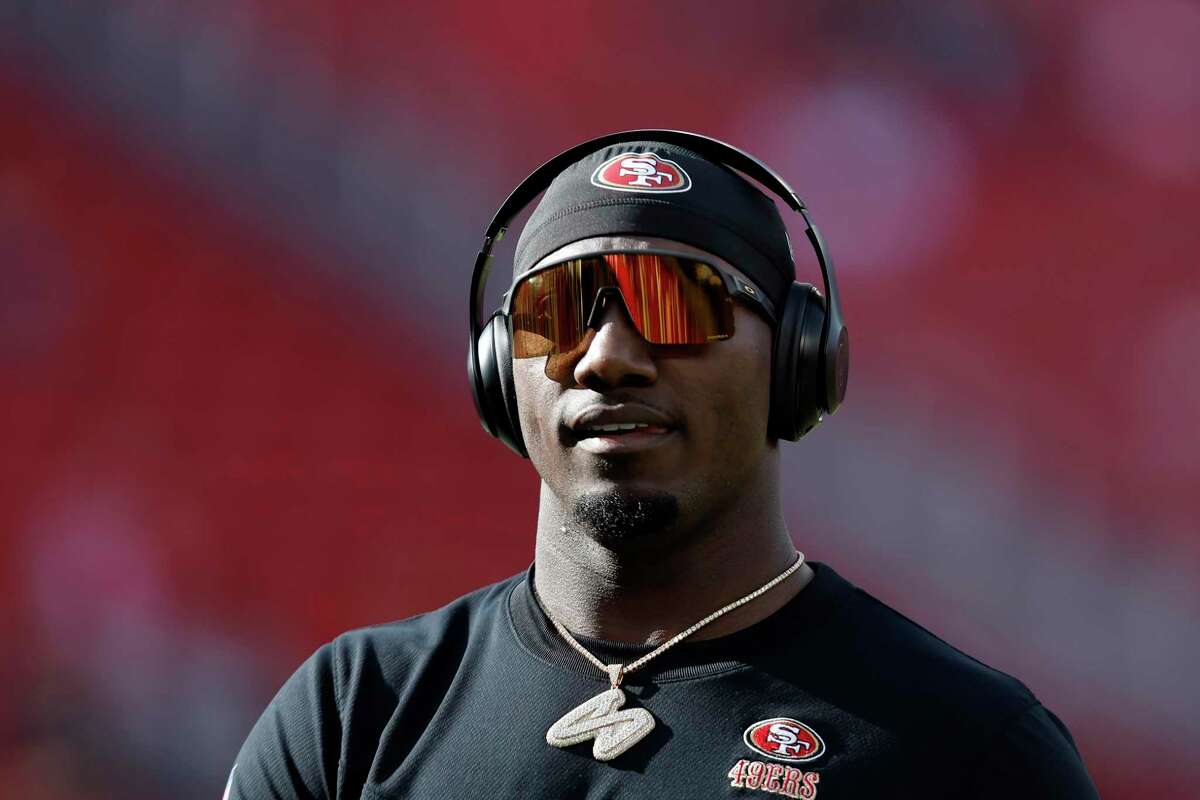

{"left": 226, "top": 562, "right": 1099, "bottom": 799}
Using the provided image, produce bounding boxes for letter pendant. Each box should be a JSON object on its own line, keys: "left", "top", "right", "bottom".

{"left": 545, "top": 687, "right": 656, "bottom": 761}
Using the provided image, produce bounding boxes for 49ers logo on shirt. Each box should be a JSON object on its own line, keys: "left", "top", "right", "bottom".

{"left": 590, "top": 152, "right": 692, "bottom": 193}
{"left": 743, "top": 718, "right": 826, "bottom": 763}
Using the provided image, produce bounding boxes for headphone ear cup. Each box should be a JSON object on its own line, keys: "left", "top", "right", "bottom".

{"left": 769, "top": 283, "right": 827, "bottom": 441}
{"left": 474, "top": 312, "right": 529, "bottom": 458}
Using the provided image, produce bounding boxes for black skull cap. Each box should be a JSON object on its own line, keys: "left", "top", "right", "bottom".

{"left": 512, "top": 141, "right": 796, "bottom": 318}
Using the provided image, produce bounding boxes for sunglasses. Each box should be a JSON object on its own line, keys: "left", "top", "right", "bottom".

{"left": 502, "top": 250, "right": 776, "bottom": 360}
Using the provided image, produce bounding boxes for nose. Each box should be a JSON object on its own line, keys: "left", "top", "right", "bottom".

{"left": 571, "top": 293, "right": 658, "bottom": 390}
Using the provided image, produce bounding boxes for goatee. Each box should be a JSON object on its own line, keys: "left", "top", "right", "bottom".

{"left": 569, "top": 489, "right": 680, "bottom": 543}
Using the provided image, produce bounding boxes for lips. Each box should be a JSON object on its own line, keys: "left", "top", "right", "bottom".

{"left": 566, "top": 403, "right": 679, "bottom": 441}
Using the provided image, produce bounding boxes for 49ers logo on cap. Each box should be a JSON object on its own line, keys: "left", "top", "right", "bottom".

{"left": 744, "top": 718, "right": 826, "bottom": 763}
{"left": 590, "top": 152, "right": 692, "bottom": 193}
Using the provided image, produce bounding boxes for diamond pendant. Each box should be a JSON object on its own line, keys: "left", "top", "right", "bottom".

{"left": 545, "top": 686, "right": 656, "bottom": 761}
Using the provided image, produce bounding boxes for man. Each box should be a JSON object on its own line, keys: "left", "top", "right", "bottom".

{"left": 226, "top": 135, "right": 1099, "bottom": 798}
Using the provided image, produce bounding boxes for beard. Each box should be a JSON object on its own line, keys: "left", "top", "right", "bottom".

{"left": 568, "top": 488, "right": 681, "bottom": 544}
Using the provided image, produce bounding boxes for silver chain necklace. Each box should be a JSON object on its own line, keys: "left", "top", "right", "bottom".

{"left": 541, "top": 551, "right": 806, "bottom": 761}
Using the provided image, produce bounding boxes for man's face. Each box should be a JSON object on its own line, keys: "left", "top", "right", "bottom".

{"left": 512, "top": 235, "right": 777, "bottom": 545}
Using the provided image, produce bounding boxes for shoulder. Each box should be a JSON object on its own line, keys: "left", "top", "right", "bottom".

{"left": 963, "top": 701, "right": 1100, "bottom": 798}
{"left": 806, "top": 563, "right": 1041, "bottom": 734}
{"left": 323, "top": 571, "right": 524, "bottom": 695}
{"left": 226, "top": 572, "right": 526, "bottom": 799}
{"left": 795, "top": 563, "right": 1037, "bottom": 740}
{"left": 804, "top": 564, "right": 1097, "bottom": 795}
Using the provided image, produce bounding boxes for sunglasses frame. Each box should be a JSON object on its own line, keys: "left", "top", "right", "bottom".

{"left": 500, "top": 248, "right": 778, "bottom": 356}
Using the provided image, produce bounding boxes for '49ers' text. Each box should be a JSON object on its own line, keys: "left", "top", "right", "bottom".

{"left": 727, "top": 759, "right": 820, "bottom": 798}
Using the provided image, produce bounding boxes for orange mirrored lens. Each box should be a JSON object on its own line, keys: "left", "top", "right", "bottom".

{"left": 510, "top": 253, "right": 734, "bottom": 358}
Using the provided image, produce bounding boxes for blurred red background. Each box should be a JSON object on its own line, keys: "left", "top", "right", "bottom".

{"left": 1, "top": 1, "right": 1197, "bottom": 797}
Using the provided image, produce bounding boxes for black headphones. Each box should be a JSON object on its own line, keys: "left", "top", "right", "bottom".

{"left": 468, "top": 129, "right": 849, "bottom": 459}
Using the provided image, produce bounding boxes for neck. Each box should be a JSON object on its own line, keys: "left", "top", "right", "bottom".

{"left": 532, "top": 455, "right": 812, "bottom": 645}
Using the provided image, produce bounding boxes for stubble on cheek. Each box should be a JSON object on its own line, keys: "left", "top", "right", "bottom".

{"left": 513, "top": 361, "right": 584, "bottom": 504}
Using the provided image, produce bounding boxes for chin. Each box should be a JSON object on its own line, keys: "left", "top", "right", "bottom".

{"left": 568, "top": 487, "right": 681, "bottom": 544}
